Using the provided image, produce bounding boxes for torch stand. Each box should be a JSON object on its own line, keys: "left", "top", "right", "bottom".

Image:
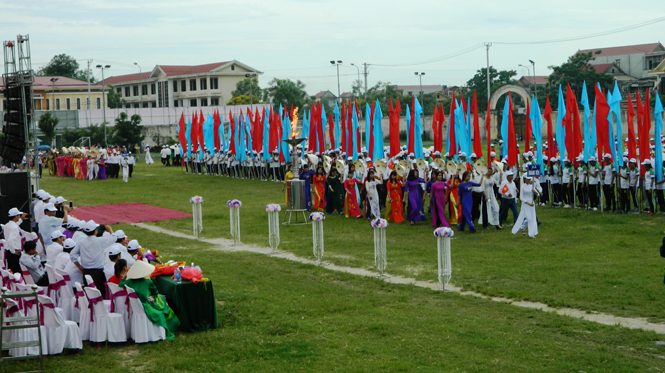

{"left": 282, "top": 138, "right": 310, "bottom": 225}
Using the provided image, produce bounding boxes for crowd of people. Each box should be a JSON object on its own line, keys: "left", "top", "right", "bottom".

{"left": 2, "top": 188, "right": 179, "bottom": 340}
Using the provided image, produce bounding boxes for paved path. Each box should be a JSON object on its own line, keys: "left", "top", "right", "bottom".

{"left": 134, "top": 223, "right": 665, "bottom": 335}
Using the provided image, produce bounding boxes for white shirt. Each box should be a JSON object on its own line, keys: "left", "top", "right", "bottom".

{"left": 38, "top": 216, "right": 63, "bottom": 246}
{"left": 54, "top": 251, "right": 71, "bottom": 272}
{"left": 603, "top": 165, "right": 615, "bottom": 185}
{"left": 64, "top": 260, "right": 83, "bottom": 288}
{"left": 629, "top": 167, "right": 639, "bottom": 187}
{"left": 70, "top": 234, "right": 116, "bottom": 269}
{"left": 33, "top": 200, "right": 45, "bottom": 224}
{"left": 645, "top": 169, "right": 655, "bottom": 190}
{"left": 73, "top": 231, "right": 86, "bottom": 243}
{"left": 20, "top": 253, "right": 44, "bottom": 282}
{"left": 45, "top": 241, "right": 63, "bottom": 268}
{"left": 471, "top": 171, "right": 483, "bottom": 192}
{"left": 619, "top": 168, "right": 630, "bottom": 189}
{"left": 3, "top": 219, "right": 24, "bottom": 254}
{"left": 499, "top": 180, "right": 517, "bottom": 199}
{"left": 588, "top": 164, "right": 601, "bottom": 185}
{"left": 550, "top": 165, "right": 561, "bottom": 184}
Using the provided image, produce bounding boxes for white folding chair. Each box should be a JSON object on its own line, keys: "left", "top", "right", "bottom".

{"left": 45, "top": 264, "right": 60, "bottom": 303}
{"left": 0, "top": 268, "right": 19, "bottom": 291}
{"left": 55, "top": 267, "right": 79, "bottom": 322}
{"left": 84, "top": 286, "right": 127, "bottom": 343}
{"left": 125, "top": 286, "right": 165, "bottom": 343}
{"left": 2, "top": 298, "right": 46, "bottom": 357}
{"left": 107, "top": 282, "right": 130, "bottom": 339}
{"left": 84, "top": 274, "right": 111, "bottom": 312}
{"left": 19, "top": 264, "right": 35, "bottom": 285}
{"left": 38, "top": 295, "right": 82, "bottom": 354}
{"left": 74, "top": 282, "right": 90, "bottom": 341}
{"left": 52, "top": 271, "right": 76, "bottom": 322}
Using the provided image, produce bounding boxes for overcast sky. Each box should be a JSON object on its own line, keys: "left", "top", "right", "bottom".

{"left": 2, "top": 0, "right": 663, "bottom": 96}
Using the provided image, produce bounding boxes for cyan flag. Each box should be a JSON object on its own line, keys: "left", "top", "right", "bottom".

{"left": 245, "top": 113, "right": 253, "bottom": 156}
{"left": 466, "top": 98, "right": 472, "bottom": 156}
{"left": 333, "top": 101, "right": 341, "bottom": 149}
{"left": 320, "top": 104, "right": 327, "bottom": 151}
{"left": 281, "top": 111, "right": 291, "bottom": 163}
{"left": 185, "top": 119, "right": 192, "bottom": 158}
{"left": 530, "top": 96, "right": 544, "bottom": 173}
{"left": 414, "top": 97, "right": 424, "bottom": 159}
{"left": 238, "top": 115, "right": 246, "bottom": 162}
{"left": 373, "top": 99, "right": 384, "bottom": 161}
{"left": 455, "top": 101, "right": 465, "bottom": 157}
{"left": 352, "top": 103, "right": 359, "bottom": 160}
{"left": 301, "top": 110, "right": 310, "bottom": 159}
{"left": 654, "top": 94, "right": 664, "bottom": 181}
{"left": 556, "top": 85, "right": 566, "bottom": 158}
{"left": 262, "top": 107, "right": 270, "bottom": 161}
{"left": 234, "top": 114, "right": 240, "bottom": 160}
{"left": 606, "top": 89, "right": 618, "bottom": 167}
{"left": 580, "top": 82, "right": 591, "bottom": 162}
{"left": 609, "top": 82, "right": 623, "bottom": 169}
{"left": 405, "top": 104, "right": 411, "bottom": 153}
{"left": 365, "top": 103, "right": 372, "bottom": 156}
{"left": 446, "top": 100, "right": 456, "bottom": 157}
{"left": 204, "top": 114, "right": 215, "bottom": 153}
{"left": 500, "top": 97, "right": 510, "bottom": 158}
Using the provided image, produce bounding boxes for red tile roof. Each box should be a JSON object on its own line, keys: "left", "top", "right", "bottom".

{"left": 1, "top": 76, "right": 102, "bottom": 91}
{"left": 103, "top": 72, "right": 151, "bottom": 86}
{"left": 102, "top": 61, "right": 231, "bottom": 85}
{"left": 396, "top": 85, "right": 442, "bottom": 91}
{"left": 577, "top": 43, "right": 664, "bottom": 57}
{"left": 589, "top": 63, "right": 613, "bottom": 73}
{"left": 519, "top": 75, "right": 549, "bottom": 85}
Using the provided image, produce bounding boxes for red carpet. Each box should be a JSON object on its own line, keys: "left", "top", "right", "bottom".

{"left": 70, "top": 202, "right": 192, "bottom": 225}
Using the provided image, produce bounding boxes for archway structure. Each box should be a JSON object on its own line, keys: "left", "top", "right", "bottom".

{"left": 488, "top": 84, "right": 530, "bottom": 141}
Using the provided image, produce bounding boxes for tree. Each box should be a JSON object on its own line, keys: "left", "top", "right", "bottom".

{"left": 267, "top": 78, "right": 310, "bottom": 110}
{"left": 231, "top": 77, "right": 264, "bottom": 103}
{"left": 37, "top": 112, "right": 59, "bottom": 146}
{"left": 107, "top": 84, "right": 125, "bottom": 109}
{"left": 351, "top": 79, "right": 364, "bottom": 99}
{"left": 227, "top": 95, "right": 253, "bottom": 105}
{"left": 543, "top": 51, "right": 614, "bottom": 110}
{"left": 111, "top": 112, "right": 144, "bottom": 147}
{"left": 36, "top": 54, "right": 96, "bottom": 83}
{"left": 464, "top": 67, "right": 518, "bottom": 110}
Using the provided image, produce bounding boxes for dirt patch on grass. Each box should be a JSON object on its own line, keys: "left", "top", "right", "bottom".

{"left": 117, "top": 347, "right": 149, "bottom": 372}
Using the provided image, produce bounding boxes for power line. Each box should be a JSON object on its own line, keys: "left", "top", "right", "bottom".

{"left": 493, "top": 15, "right": 665, "bottom": 45}
{"left": 372, "top": 43, "right": 485, "bottom": 67}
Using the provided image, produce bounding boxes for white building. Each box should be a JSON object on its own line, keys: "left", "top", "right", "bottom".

{"left": 102, "top": 60, "right": 262, "bottom": 109}
{"left": 577, "top": 42, "right": 665, "bottom": 79}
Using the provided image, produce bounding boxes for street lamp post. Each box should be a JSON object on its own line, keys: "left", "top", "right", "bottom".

{"left": 245, "top": 73, "right": 257, "bottom": 111}
{"left": 518, "top": 64, "right": 532, "bottom": 95}
{"left": 529, "top": 60, "right": 537, "bottom": 98}
{"left": 350, "top": 63, "right": 361, "bottom": 97}
{"left": 50, "top": 77, "right": 58, "bottom": 111}
{"left": 414, "top": 72, "right": 425, "bottom": 103}
{"left": 330, "top": 60, "right": 342, "bottom": 103}
{"left": 134, "top": 62, "right": 142, "bottom": 108}
{"left": 96, "top": 64, "right": 111, "bottom": 146}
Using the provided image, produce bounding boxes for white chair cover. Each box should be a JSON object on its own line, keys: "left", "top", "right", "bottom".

{"left": 20, "top": 264, "right": 35, "bottom": 285}
{"left": 84, "top": 274, "right": 112, "bottom": 312}
{"left": 37, "top": 295, "right": 82, "bottom": 354}
{"left": 3, "top": 298, "right": 46, "bottom": 357}
{"left": 84, "top": 286, "right": 127, "bottom": 343}
{"left": 52, "top": 271, "right": 76, "bottom": 322}
{"left": 45, "top": 264, "right": 59, "bottom": 303}
{"left": 74, "top": 282, "right": 90, "bottom": 341}
{"left": 55, "top": 267, "right": 79, "bottom": 322}
{"left": 107, "top": 282, "right": 131, "bottom": 339}
{"left": 125, "top": 286, "right": 165, "bottom": 343}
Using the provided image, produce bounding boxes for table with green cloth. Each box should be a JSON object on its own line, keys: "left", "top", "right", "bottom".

{"left": 152, "top": 275, "right": 218, "bottom": 332}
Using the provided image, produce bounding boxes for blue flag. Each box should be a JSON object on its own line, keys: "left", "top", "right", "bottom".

{"left": 281, "top": 111, "right": 291, "bottom": 163}
{"left": 655, "top": 94, "right": 664, "bottom": 181}
{"left": 238, "top": 115, "right": 246, "bottom": 162}
{"left": 262, "top": 107, "right": 270, "bottom": 161}
{"left": 204, "top": 114, "right": 215, "bottom": 153}
{"left": 301, "top": 110, "right": 310, "bottom": 158}
{"left": 245, "top": 113, "right": 253, "bottom": 157}
{"left": 530, "top": 95, "right": 544, "bottom": 173}
{"left": 333, "top": 101, "right": 341, "bottom": 149}
{"left": 405, "top": 104, "right": 411, "bottom": 153}
{"left": 609, "top": 81, "right": 623, "bottom": 169}
{"left": 466, "top": 98, "right": 472, "bottom": 156}
{"left": 455, "top": 101, "right": 465, "bottom": 158}
{"left": 606, "top": 89, "right": 618, "bottom": 168}
{"left": 373, "top": 99, "right": 384, "bottom": 161}
{"left": 365, "top": 103, "right": 372, "bottom": 156}
{"left": 414, "top": 97, "right": 424, "bottom": 159}
{"left": 500, "top": 97, "right": 510, "bottom": 158}
{"left": 580, "top": 82, "right": 591, "bottom": 162}
{"left": 352, "top": 103, "right": 359, "bottom": 160}
{"left": 446, "top": 100, "right": 456, "bottom": 157}
{"left": 556, "top": 85, "right": 566, "bottom": 158}
{"left": 320, "top": 104, "right": 327, "bottom": 152}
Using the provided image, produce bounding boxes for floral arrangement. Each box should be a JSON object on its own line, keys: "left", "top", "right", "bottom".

{"left": 266, "top": 204, "right": 281, "bottom": 212}
{"left": 370, "top": 218, "right": 389, "bottom": 228}
{"left": 227, "top": 199, "right": 242, "bottom": 208}
{"left": 309, "top": 212, "right": 325, "bottom": 221}
{"left": 190, "top": 196, "right": 204, "bottom": 204}
{"left": 433, "top": 227, "right": 454, "bottom": 238}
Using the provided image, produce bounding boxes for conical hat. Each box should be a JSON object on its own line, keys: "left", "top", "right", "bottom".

{"left": 126, "top": 260, "right": 155, "bottom": 279}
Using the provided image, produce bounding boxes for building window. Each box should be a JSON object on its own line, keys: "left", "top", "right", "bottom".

{"left": 181, "top": 80, "right": 186, "bottom": 92}
{"left": 190, "top": 99, "right": 197, "bottom": 107}
{"left": 126, "top": 104, "right": 131, "bottom": 109}
{"left": 55, "top": 98, "right": 60, "bottom": 110}
{"left": 96, "top": 97, "right": 101, "bottom": 109}
{"left": 200, "top": 78, "right": 207, "bottom": 90}
{"left": 211, "top": 98, "right": 219, "bottom": 106}
{"left": 189, "top": 79, "right": 197, "bottom": 91}
{"left": 151, "top": 84, "right": 156, "bottom": 95}
{"left": 76, "top": 98, "right": 81, "bottom": 110}
{"left": 142, "top": 102, "right": 149, "bottom": 108}
{"left": 65, "top": 98, "right": 71, "bottom": 110}
{"left": 173, "top": 80, "right": 178, "bottom": 93}
{"left": 87, "top": 98, "right": 91, "bottom": 109}
{"left": 133, "top": 103, "right": 139, "bottom": 108}
{"left": 151, "top": 102, "right": 157, "bottom": 108}
{"left": 210, "top": 77, "right": 219, "bottom": 90}
{"left": 116, "top": 88, "right": 121, "bottom": 94}
{"left": 133, "top": 85, "right": 139, "bottom": 96}
{"left": 125, "top": 87, "right": 130, "bottom": 97}
{"left": 200, "top": 98, "right": 208, "bottom": 107}
{"left": 174, "top": 100, "right": 179, "bottom": 108}
{"left": 142, "top": 84, "right": 148, "bottom": 95}
{"left": 231, "top": 65, "right": 235, "bottom": 71}
{"left": 46, "top": 99, "right": 50, "bottom": 110}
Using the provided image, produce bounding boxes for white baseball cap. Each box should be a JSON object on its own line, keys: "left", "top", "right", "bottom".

{"left": 50, "top": 230, "right": 65, "bottom": 240}
{"left": 63, "top": 239, "right": 76, "bottom": 249}
{"left": 112, "top": 230, "right": 127, "bottom": 240}
{"left": 55, "top": 196, "right": 67, "bottom": 204}
{"left": 108, "top": 247, "right": 122, "bottom": 256}
{"left": 83, "top": 221, "right": 98, "bottom": 232}
{"left": 8, "top": 208, "right": 23, "bottom": 217}
{"left": 44, "top": 203, "right": 57, "bottom": 212}
{"left": 127, "top": 240, "right": 141, "bottom": 251}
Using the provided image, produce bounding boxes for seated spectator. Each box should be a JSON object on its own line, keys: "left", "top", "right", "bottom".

{"left": 108, "top": 259, "right": 128, "bottom": 285}
{"left": 19, "top": 241, "right": 49, "bottom": 286}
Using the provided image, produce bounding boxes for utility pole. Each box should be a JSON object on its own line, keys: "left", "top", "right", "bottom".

{"left": 363, "top": 63, "right": 370, "bottom": 95}
{"left": 529, "top": 59, "right": 537, "bottom": 98}
{"left": 87, "top": 59, "right": 92, "bottom": 126}
{"left": 485, "top": 43, "right": 491, "bottom": 107}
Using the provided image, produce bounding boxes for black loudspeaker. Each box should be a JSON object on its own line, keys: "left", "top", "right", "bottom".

{"left": 0, "top": 172, "right": 28, "bottom": 196}
{"left": 0, "top": 194, "right": 31, "bottom": 231}
{"left": 0, "top": 147, "right": 24, "bottom": 165}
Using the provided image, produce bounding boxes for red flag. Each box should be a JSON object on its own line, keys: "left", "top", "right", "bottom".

{"left": 448, "top": 93, "right": 457, "bottom": 157}
{"left": 229, "top": 111, "right": 236, "bottom": 154}
{"left": 432, "top": 105, "right": 440, "bottom": 153}
{"left": 594, "top": 84, "right": 611, "bottom": 163}
{"left": 544, "top": 95, "right": 554, "bottom": 162}
{"left": 564, "top": 84, "right": 575, "bottom": 160}
{"left": 439, "top": 103, "right": 446, "bottom": 153}
{"left": 507, "top": 93, "right": 517, "bottom": 167}
{"left": 328, "top": 111, "right": 335, "bottom": 150}
{"left": 341, "top": 102, "right": 347, "bottom": 154}
{"left": 571, "top": 93, "right": 583, "bottom": 166}
{"left": 316, "top": 102, "right": 325, "bottom": 154}
{"left": 355, "top": 100, "right": 361, "bottom": 154}
{"left": 525, "top": 99, "right": 532, "bottom": 155}
{"left": 390, "top": 98, "right": 401, "bottom": 157}
{"left": 472, "top": 91, "right": 482, "bottom": 158}
{"left": 626, "top": 93, "right": 637, "bottom": 161}
{"left": 308, "top": 104, "right": 317, "bottom": 152}
{"left": 642, "top": 89, "right": 652, "bottom": 168}
{"left": 486, "top": 100, "right": 492, "bottom": 159}
{"left": 277, "top": 112, "right": 284, "bottom": 163}
{"left": 191, "top": 112, "right": 199, "bottom": 152}
{"left": 178, "top": 113, "right": 187, "bottom": 153}
{"left": 408, "top": 96, "right": 415, "bottom": 154}
{"left": 198, "top": 110, "right": 205, "bottom": 152}
{"left": 213, "top": 110, "right": 221, "bottom": 152}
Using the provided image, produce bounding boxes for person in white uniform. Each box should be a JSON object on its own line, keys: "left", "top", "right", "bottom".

{"left": 512, "top": 176, "right": 540, "bottom": 238}
{"left": 144, "top": 145, "right": 154, "bottom": 165}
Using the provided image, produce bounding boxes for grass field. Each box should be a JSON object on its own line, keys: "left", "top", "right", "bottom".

{"left": 8, "top": 158, "right": 665, "bottom": 372}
